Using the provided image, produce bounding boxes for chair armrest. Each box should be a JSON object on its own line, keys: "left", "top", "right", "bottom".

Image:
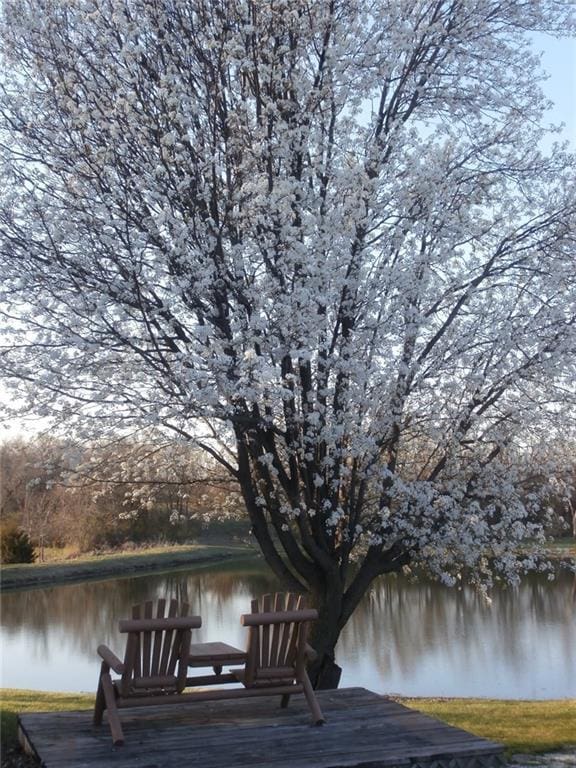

{"left": 241, "top": 609, "right": 318, "bottom": 626}
{"left": 305, "top": 643, "right": 318, "bottom": 662}
{"left": 97, "top": 644, "right": 125, "bottom": 674}
{"left": 118, "top": 616, "right": 202, "bottom": 633}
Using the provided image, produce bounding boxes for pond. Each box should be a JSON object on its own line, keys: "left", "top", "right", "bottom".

{"left": 1, "top": 560, "right": 574, "bottom": 699}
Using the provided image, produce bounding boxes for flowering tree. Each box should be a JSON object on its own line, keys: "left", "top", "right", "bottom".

{"left": 1, "top": 0, "right": 575, "bottom": 685}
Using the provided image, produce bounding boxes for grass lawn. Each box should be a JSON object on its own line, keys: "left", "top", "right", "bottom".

{"left": 1, "top": 689, "right": 574, "bottom": 758}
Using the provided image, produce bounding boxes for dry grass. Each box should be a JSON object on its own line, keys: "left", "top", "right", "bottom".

{"left": 0, "top": 689, "right": 93, "bottom": 753}
{"left": 1, "top": 543, "right": 256, "bottom": 590}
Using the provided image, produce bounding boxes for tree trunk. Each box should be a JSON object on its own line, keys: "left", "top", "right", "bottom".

{"left": 309, "top": 651, "right": 342, "bottom": 690}
{"left": 307, "top": 587, "right": 346, "bottom": 689}
{"left": 305, "top": 547, "right": 411, "bottom": 688}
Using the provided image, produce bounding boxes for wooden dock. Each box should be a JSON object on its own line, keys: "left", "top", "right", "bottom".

{"left": 18, "top": 687, "right": 505, "bottom": 768}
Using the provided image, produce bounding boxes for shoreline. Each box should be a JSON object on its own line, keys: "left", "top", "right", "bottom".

{"left": 1, "top": 540, "right": 573, "bottom": 592}
{"left": 0, "top": 544, "right": 259, "bottom": 592}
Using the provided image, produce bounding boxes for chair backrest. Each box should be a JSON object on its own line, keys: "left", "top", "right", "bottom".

{"left": 118, "top": 598, "right": 201, "bottom": 696}
{"left": 241, "top": 592, "right": 318, "bottom": 685}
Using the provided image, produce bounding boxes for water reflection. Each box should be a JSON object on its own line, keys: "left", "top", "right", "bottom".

{"left": 337, "top": 573, "right": 576, "bottom": 698}
{"left": 1, "top": 563, "right": 574, "bottom": 698}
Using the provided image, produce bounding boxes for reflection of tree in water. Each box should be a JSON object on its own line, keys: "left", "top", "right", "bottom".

{"left": 338, "top": 571, "right": 576, "bottom": 685}
{"left": 0, "top": 563, "right": 279, "bottom": 660}
{"left": 1, "top": 566, "right": 573, "bottom": 695}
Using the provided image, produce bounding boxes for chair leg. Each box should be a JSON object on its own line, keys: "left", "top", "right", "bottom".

{"left": 280, "top": 694, "right": 291, "bottom": 709}
{"left": 101, "top": 672, "right": 125, "bottom": 746}
{"left": 93, "top": 675, "right": 106, "bottom": 726}
{"left": 301, "top": 672, "right": 326, "bottom": 725}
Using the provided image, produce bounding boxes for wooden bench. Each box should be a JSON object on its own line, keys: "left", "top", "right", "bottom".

{"left": 94, "top": 593, "right": 324, "bottom": 746}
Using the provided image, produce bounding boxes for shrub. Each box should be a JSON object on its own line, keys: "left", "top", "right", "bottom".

{"left": 0, "top": 522, "right": 36, "bottom": 564}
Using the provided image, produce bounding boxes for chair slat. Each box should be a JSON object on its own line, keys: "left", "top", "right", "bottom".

{"left": 243, "top": 598, "right": 259, "bottom": 684}
{"left": 276, "top": 594, "right": 295, "bottom": 666}
{"left": 132, "top": 604, "right": 141, "bottom": 679}
{"left": 290, "top": 593, "right": 303, "bottom": 610}
{"left": 275, "top": 621, "right": 288, "bottom": 667}
{"left": 261, "top": 593, "right": 272, "bottom": 667}
{"left": 166, "top": 630, "right": 183, "bottom": 677}
{"left": 159, "top": 599, "right": 177, "bottom": 675}
{"left": 151, "top": 599, "right": 166, "bottom": 677}
{"left": 166, "top": 599, "right": 182, "bottom": 676}
{"left": 269, "top": 593, "right": 283, "bottom": 667}
{"left": 142, "top": 601, "right": 153, "bottom": 678}
{"left": 284, "top": 595, "right": 303, "bottom": 666}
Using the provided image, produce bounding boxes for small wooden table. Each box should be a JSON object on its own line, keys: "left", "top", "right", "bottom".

{"left": 187, "top": 641, "right": 247, "bottom": 686}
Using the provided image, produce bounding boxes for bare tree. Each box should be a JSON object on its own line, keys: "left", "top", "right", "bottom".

{"left": 1, "top": 0, "right": 575, "bottom": 685}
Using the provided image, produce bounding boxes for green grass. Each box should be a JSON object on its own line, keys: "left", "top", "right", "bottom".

{"left": 399, "top": 697, "right": 576, "bottom": 755}
{"left": 2, "top": 689, "right": 574, "bottom": 758}
{"left": 0, "top": 542, "right": 257, "bottom": 590}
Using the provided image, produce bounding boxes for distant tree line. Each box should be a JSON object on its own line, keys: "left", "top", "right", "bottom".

{"left": 0, "top": 434, "right": 245, "bottom": 561}
{"left": 1, "top": 433, "right": 573, "bottom": 565}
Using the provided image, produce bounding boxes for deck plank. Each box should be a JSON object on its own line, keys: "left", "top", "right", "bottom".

{"left": 18, "top": 687, "right": 505, "bottom": 768}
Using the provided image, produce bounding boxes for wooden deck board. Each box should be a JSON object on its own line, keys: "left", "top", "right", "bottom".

{"left": 18, "top": 687, "right": 505, "bottom": 768}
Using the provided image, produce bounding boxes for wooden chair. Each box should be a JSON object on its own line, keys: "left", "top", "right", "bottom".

{"left": 93, "top": 599, "right": 201, "bottom": 746}
{"left": 230, "top": 592, "right": 325, "bottom": 725}
{"left": 95, "top": 594, "right": 324, "bottom": 745}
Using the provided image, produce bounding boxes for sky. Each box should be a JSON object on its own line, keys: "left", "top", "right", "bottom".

{"left": 532, "top": 32, "right": 576, "bottom": 146}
